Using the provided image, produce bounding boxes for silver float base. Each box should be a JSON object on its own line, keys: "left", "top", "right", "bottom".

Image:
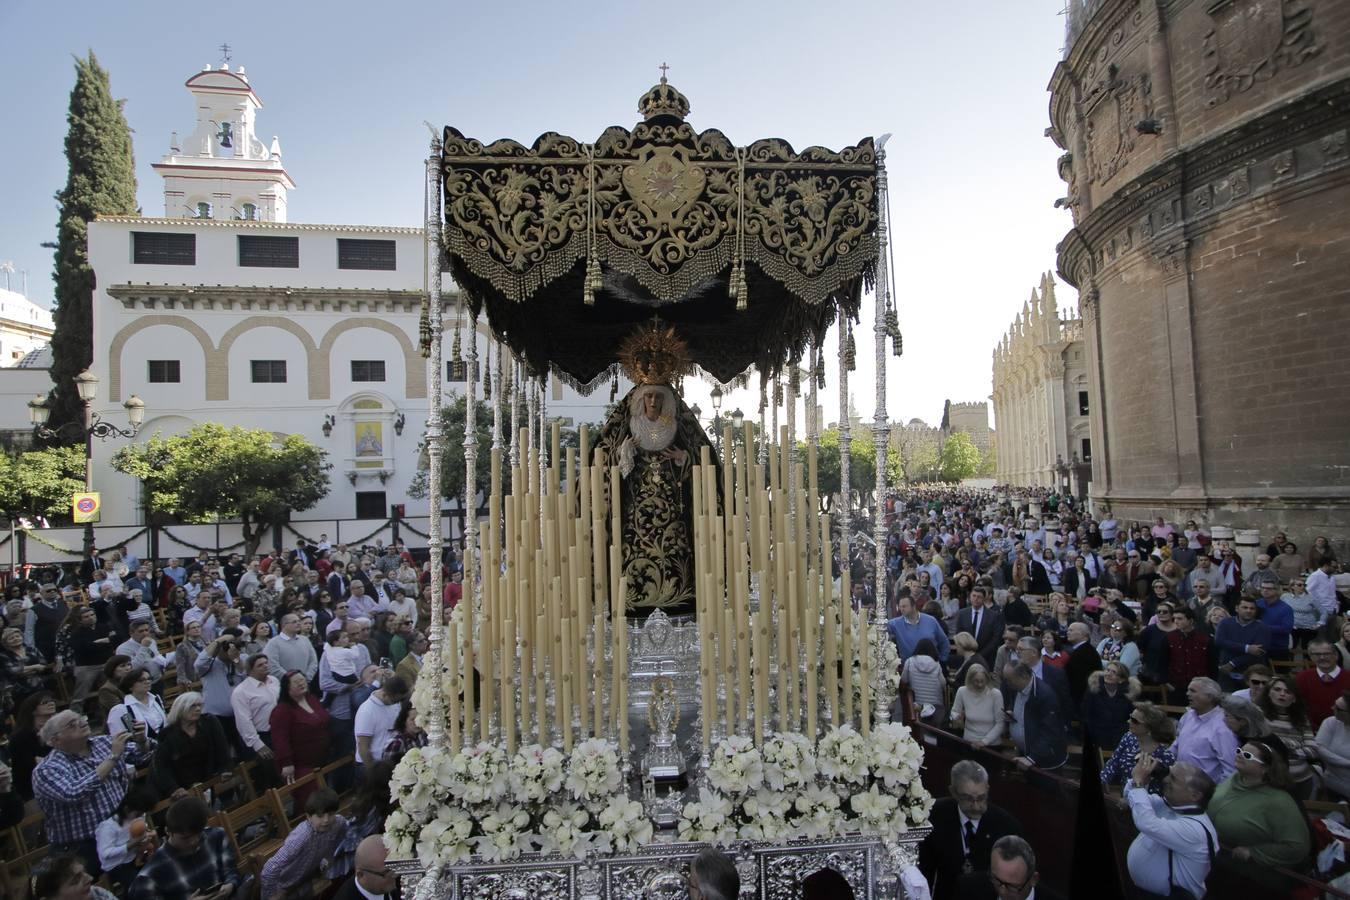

{"left": 392, "top": 830, "right": 929, "bottom": 899}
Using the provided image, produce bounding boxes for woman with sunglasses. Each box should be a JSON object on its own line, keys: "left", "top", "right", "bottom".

{"left": 1207, "top": 739, "right": 1311, "bottom": 890}
{"left": 1096, "top": 617, "right": 1141, "bottom": 677}
{"left": 1100, "top": 701, "right": 1175, "bottom": 788}
{"left": 1282, "top": 576, "right": 1323, "bottom": 651}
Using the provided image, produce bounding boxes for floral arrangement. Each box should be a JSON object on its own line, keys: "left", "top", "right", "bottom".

{"left": 678, "top": 723, "right": 932, "bottom": 845}
{"left": 386, "top": 738, "right": 653, "bottom": 865}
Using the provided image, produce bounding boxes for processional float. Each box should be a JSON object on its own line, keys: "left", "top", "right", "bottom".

{"left": 393, "top": 73, "right": 927, "bottom": 899}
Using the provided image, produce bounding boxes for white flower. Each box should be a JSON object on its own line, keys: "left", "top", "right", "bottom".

{"left": 508, "top": 744, "right": 567, "bottom": 804}
{"left": 760, "top": 732, "right": 816, "bottom": 791}
{"left": 818, "top": 725, "right": 870, "bottom": 785}
{"left": 541, "top": 802, "right": 591, "bottom": 857}
{"left": 849, "top": 784, "right": 900, "bottom": 835}
{"left": 677, "top": 790, "right": 735, "bottom": 844}
{"left": 445, "top": 742, "right": 510, "bottom": 807}
{"left": 565, "top": 739, "right": 623, "bottom": 805}
{"left": 477, "top": 803, "right": 529, "bottom": 861}
{"left": 414, "top": 806, "right": 475, "bottom": 866}
{"left": 870, "top": 722, "right": 924, "bottom": 789}
{"left": 597, "top": 796, "right": 654, "bottom": 852}
{"left": 708, "top": 735, "right": 765, "bottom": 796}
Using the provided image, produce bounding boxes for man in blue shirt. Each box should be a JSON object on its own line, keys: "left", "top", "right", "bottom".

{"left": 1254, "top": 580, "right": 1293, "bottom": 661}
{"left": 1215, "top": 598, "right": 1273, "bottom": 685}
{"left": 888, "top": 593, "right": 950, "bottom": 663}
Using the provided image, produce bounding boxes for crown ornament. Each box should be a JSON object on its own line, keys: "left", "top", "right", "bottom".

{"left": 638, "top": 67, "right": 691, "bottom": 123}
{"left": 617, "top": 321, "right": 692, "bottom": 386}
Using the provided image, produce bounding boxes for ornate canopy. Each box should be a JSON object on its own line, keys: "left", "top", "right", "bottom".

{"left": 440, "top": 77, "right": 880, "bottom": 387}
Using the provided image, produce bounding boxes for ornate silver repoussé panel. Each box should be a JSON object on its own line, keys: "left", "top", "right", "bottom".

{"left": 392, "top": 830, "right": 929, "bottom": 900}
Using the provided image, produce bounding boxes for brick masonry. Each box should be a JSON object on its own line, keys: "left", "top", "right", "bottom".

{"left": 1050, "top": 0, "right": 1350, "bottom": 552}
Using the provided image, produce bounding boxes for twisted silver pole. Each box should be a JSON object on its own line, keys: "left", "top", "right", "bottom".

{"left": 423, "top": 136, "right": 448, "bottom": 750}
{"left": 871, "top": 137, "right": 893, "bottom": 725}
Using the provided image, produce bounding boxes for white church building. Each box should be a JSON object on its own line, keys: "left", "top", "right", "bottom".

{"left": 85, "top": 62, "right": 617, "bottom": 529}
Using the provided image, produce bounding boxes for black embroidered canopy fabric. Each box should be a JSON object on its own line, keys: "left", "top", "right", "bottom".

{"left": 439, "top": 81, "right": 879, "bottom": 385}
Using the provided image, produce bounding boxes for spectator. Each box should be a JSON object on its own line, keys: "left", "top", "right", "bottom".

{"left": 1, "top": 625, "right": 56, "bottom": 711}
{"left": 1214, "top": 598, "right": 1271, "bottom": 686}
{"left": 1096, "top": 618, "right": 1141, "bottom": 677}
{"left": 1101, "top": 702, "right": 1176, "bottom": 788}
{"left": 173, "top": 620, "right": 206, "bottom": 685}
{"left": 1063, "top": 622, "right": 1101, "bottom": 710}
{"left": 94, "top": 786, "right": 159, "bottom": 891}
{"left": 1309, "top": 535, "right": 1337, "bottom": 571}
{"left": 113, "top": 621, "right": 170, "bottom": 690}
{"left": 1001, "top": 662, "right": 1068, "bottom": 770}
{"left": 918, "top": 760, "right": 1022, "bottom": 900}
{"left": 949, "top": 631, "right": 985, "bottom": 686}
{"left": 685, "top": 847, "right": 739, "bottom": 900}
{"left": 1063, "top": 554, "right": 1097, "bottom": 599}
{"left": 962, "top": 834, "right": 1060, "bottom": 900}
{"left": 1081, "top": 662, "right": 1138, "bottom": 752}
{"left": 24, "top": 583, "right": 69, "bottom": 663}
{"left": 1014, "top": 637, "right": 1071, "bottom": 721}
{"left": 1038, "top": 630, "right": 1068, "bottom": 670}
{"left": 1306, "top": 556, "right": 1338, "bottom": 624}
{"left": 1172, "top": 677, "right": 1238, "bottom": 783}
{"left": 94, "top": 655, "right": 133, "bottom": 727}
{"left": 1184, "top": 578, "right": 1220, "bottom": 624}
{"left": 354, "top": 674, "right": 410, "bottom": 770}
{"left": 9, "top": 691, "right": 55, "bottom": 801}
{"left": 1283, "top": 576, "right": 1322, "bottom": 651}
{"left": 1220, "top": 695, "right": 1275, "bottom": 756}
{"left": 387, "top": 616, "right": 415, "bottom": 666}
{"left": 395, "top": 630, "right": 427, "bottom": 688}
{"left": 260, "top": 787, "right": 348, "bottom": 899}
{"left": 1207, "top": 739, "right": 1311, "bottom": 890}
{"left": 29, "top": 854, "right": 118, "bottom": 900}
{"left": 1257, "top": 674, "right": 1317, "bottom": 798}
{"left": 901, "top": 638, "right": 948, "bottom": 725}
{"left": 1232, "top": 664, "right": 1272, "bottom": 705}
{"left": 232, "top": 653, "right": 279, "bottom": 773}
{"left": 950, "top": 664, "right": 1004, "bottom": 747}
{"left": 68, "top": 604, "right": 116, "bottom": 709}
{"left": 1316, "top": 691, "right": 1350, "bottom": 800}
{"left": 1135, "top": 601, "right": 1177, "bottom": 686}
{"left": 106, "top": 668, "right": 167, "bottom": 740}
{"left": 1242, "top": 554, "right": 1281, "bottom": 598}
{"left": 1187, "top": 554, "right": 1225, "bottom": 600}
{"left": 1000, "top": 587, "right": 1034, "bottom": 628}
{"left": 1123, "top": 758, "right": 1217, "bottom": 900}
{"left": 888, "top": 593, "right": 951, "bottom": 663}
{"left": 991, "top": 627, "right": 1024, "bottom": 688}
{"left": 33, "top": 709, "right": 155, "bottom": 874}
{"left": 1295, "top": 639, "right": 1350, "bottom": 727}
{"left": 1034, "top": 594, "right": 1075, "bottom": 643}
{"left": 270, "top": 668, "right": 331, "bottom": 804}
{"left": 195, "top": 630, "right": 248, "bottom": 751}
{"left": 1271, "top": 541, "right": 1304, "bottom": 585}
{"left": 1162, "top": 607, "right": 1210, "bottom": 704}
{"left": 956, "top": 586, "right": 1004, "bottom": 665}
{"left": 331, "top": 760, "right": 396, "bottom": 881}
{"left": 382, "top": 701, "right": 428, "bottom": 762}
{"left": 128, "top": 796, "right": 242, "bottom": 900}
{"left": 241, "top": 619, "right": 273, "bottom": 658}
{"left": 1253, "top": 580, "right": 1292, "bottom": 661}
{"left": 264, "top": 612, "right": 318, "bottom": 682}
{"left": 151, "top": 692, "right": 228, "bottom": 801}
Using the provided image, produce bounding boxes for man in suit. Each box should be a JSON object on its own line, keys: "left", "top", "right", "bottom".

{"left": 956, "top": 585, "right": 1005, "bottom": 668}
{"left": 918, "top": 760, "right": 1022, "bottom": 900}
{"left": 1063, "top": 622, "right": 1103, "bottom": 712}
{"left": 958, "top": 834, "right": 1065, "bottom": 900}
{"left": 1015, "top": 637, "right": 1072, "bottom": 722}
{"left": 78, "top": 547, "right": 104, "bottom": 585}
{"left": 335, "top": 835, "right": 399, "bottom": 900}
{"left": 1002, "top": 662, "right": 1068, "bottom": 770}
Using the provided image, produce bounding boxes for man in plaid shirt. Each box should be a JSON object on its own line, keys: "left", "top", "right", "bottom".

{"left": 129, "top": 796, "right": 241, "bottom": 900}
{"left": 32, "top": 709, "right": 156, "bottom": 875}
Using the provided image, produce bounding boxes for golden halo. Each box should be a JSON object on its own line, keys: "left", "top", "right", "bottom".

{"left": 617, "top": 321, "right": 692, "bottom": 386}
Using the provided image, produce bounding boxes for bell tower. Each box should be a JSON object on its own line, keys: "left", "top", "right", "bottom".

{"left": 152, "top": 62, "right": 295, "bottom": 222}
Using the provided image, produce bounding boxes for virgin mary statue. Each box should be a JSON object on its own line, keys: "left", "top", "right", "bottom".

{"left": 594, "top": 323, "right": 718, "bottom": 617}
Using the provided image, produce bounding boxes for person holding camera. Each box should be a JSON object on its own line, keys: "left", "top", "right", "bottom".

{"left": 33, "top": 709, "right": 156, "bottom": 876}
{"left": 128, "top": 796, "right": 244, "bottom": 900}
{"left": 195, "top": 629, "right": 248, "bottom": 752}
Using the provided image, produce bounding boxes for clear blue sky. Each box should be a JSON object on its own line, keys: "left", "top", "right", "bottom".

{"left": 0, "top": 0, "right": 1075, "bottom": 429}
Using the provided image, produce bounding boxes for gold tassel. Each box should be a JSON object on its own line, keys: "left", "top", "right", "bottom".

{"left": 418, "top": 303, "right": 432, "bottom": 359}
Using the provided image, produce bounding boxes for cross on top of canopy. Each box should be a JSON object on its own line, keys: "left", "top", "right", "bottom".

{"left": 438, "top": 77, "right": 880, "bottom": 388}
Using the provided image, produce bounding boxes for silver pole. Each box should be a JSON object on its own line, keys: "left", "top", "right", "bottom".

{"left": 871, "top": 137, "right": 893, "bottom": 726}
{"left": 423, "top": 138, "right": 448, "bottom": 750}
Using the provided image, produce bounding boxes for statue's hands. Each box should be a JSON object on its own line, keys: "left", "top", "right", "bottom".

{"left": 663, "top": 448, "right": 688, "bottom": 466}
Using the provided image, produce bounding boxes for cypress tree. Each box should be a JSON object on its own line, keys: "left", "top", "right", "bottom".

{"left": 46, "top": 51, "right": 138, "bottom": 436}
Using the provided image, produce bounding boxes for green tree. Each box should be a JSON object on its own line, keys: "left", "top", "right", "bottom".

{"left": 803, "top": 426, "right": 901, "bottom": 513}
{"left": 939, "top": 432, "right": 982, "bottom": 483}
{"left": 47, "top": 52, "right": 139, "bottom": 435}
{"left": 978, "top": 445, "right": 998, "bottom": 477}
{"left": 111, "top": 424, "right": 330, "bottom": 558}
{"left": 408, "top": 397, "right": 496, "bottom": 503}
{"left": 0, "top": 446, "right": 87, "bottom": 522}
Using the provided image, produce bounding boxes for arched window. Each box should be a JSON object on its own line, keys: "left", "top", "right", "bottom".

{"left": 240, "top": 202, "right": 257, "bottom": 221}
{"left": 195, "top": 202, "right": 212, "bottom": 219}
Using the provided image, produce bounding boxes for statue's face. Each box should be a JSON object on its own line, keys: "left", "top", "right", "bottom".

{"left": 642, "top": 390, "right": 663, "bottom": 420}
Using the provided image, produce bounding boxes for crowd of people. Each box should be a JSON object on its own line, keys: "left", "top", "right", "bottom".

{"left": 0, "top": 536, "right": 451, "bottom": 899}
{"left": 876, "top": 486, "right": 1348, "bottom": 898}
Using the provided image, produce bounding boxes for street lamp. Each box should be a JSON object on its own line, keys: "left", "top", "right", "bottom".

{"left": 28, "top": 369, "right": 147, "bottom": 552}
